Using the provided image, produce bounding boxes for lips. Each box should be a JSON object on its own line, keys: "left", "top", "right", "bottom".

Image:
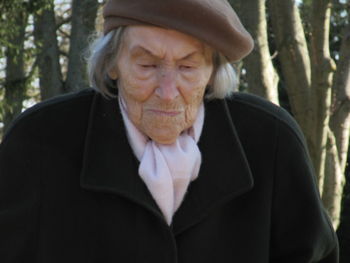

{"left": 146, "top": 109, "right": 183, "bottom": 116}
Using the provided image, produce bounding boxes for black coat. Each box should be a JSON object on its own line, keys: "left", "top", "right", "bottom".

{"left": 0, "top": 89, "right": 338, "bottom": 263}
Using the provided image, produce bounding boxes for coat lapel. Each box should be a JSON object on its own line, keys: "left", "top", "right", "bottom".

{"left": 171, "top": 99, "right": 253, "bottom": 234}
{"left": 80, "top": 93, "right": 253, "bottom": 231}
{"left": 80, "top": 93, "right": 164, "bottom": 221}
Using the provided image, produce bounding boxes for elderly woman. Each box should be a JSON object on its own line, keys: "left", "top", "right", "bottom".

{"left": 0, "top": 0, "right": 338, "bottom": 262}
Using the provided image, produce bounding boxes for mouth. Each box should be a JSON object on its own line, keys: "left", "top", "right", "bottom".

{"left": 146, "top": 109, "right": 183, "bottom": 117}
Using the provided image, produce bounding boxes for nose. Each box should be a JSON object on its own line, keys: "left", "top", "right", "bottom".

{"left": 155, "top": 69, "right": 179, "bottom": 101}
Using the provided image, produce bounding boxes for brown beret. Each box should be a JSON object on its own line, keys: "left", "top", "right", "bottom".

{"left": 103, "top": 0, "right": 254, "bottom": 62}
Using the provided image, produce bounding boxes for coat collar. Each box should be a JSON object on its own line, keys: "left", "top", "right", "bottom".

{"left": 80, "top": 92, "right": 253, "bottom": 234}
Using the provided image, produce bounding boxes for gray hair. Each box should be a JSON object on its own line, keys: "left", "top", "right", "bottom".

{"left": 86, "top": 27, "right": 238, "bottom": 99}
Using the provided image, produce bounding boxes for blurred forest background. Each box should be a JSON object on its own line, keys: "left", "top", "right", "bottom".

{"left": 0, "top": 0, "right": 350, "bottom": 261}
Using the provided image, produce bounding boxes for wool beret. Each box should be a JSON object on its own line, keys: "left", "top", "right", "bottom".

{"left": 103, "top": 0, "right": 254, "bottom": 62}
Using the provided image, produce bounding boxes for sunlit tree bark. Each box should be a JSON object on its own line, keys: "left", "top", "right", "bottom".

{"left": 237, "top": 0, "right": 279, "bottom": 104}
{"left": 322, "top": 11, "right": 350, "bottom": 228}
{"left": 269, "top": 0, "right": 311, "bottom": 130}
{"left": 309, "top": 0, "right": 336, "bottom": 191}
{"left": 329, "top": 19, "right": 350, "bottom": 174}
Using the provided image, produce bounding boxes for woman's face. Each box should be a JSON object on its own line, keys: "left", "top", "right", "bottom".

{"left": 109, "top": 25, "right": 214, "bottom": 144}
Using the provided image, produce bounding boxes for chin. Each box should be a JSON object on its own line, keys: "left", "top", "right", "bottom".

{"left": 147, "top": 129, "right": 180, "bottom": 145}
{"left": 143, "top": 124, "right": 183, "bottom": 145}
{"left": 151, "top": 135, "right": 178, "bottom": 145}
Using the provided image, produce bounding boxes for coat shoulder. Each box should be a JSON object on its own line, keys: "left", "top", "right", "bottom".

{"left": 227, "top": 92, "right": 307, "bottom": 146}
{"left": 2, "top": 88, "right": 96, "bottom": 144}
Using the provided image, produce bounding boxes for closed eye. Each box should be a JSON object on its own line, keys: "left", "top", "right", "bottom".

{"left": 179, "top": 65, "right": 196, "bottom": 71}
{"left": 139, "top": 64, "right": 157, "bottom": 68}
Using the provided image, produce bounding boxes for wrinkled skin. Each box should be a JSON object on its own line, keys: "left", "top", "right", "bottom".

{"left": 109, "top": 25, "right": 214, "bottom": 144}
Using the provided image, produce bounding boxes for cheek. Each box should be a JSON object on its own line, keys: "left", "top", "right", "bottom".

{"left": 184, "top": 93, "right": 203, "bottom": 128}
{"left": 184, "top": 87, "right": 206, "bottom": 124}
{"left": 120, "top": 89, "right": 143, "bottom": 127}
{"left": 118, "top": 78, "right": 154, "bottom": 127}
{"left": 118, "top": 64, "right": 156, "bottom": 102}
{"left": 180, "top": 71, "right": 210, "bottom": 127}
{"left": 179, "top": 74, "right": 208, "bottom": 105}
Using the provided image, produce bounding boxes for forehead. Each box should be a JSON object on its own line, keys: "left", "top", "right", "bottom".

{"left": 121, "top": 25, "right": 212, "bottom": 59}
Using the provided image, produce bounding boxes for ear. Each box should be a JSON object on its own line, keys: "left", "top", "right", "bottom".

{"left": 108, "top": 67, "right": 118, "bottom": 80}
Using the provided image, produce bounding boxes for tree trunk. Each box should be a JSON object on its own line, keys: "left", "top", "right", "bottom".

{"left": 268, "top": 0, "right": 311, "bottom": 132}
{"left": 330, "top": 8, "right": 350, "bottom": 262}
{"left": 329, "top": 21, "right": 350, "bottom": 173}
{"left": 65, "top": 0, "right": 99, "bottom": 92}
{"left": 324, "top": 13, "right": 350, "bottom": 230}
{"left": 34, "top": 0, "right": 63, "bottom": 100}
{"left": 323, "top": 129, "right": 345, "bottom": 228}
{"left": 238, "top": 0, "right": 279, "bottom": 105}
{"left": 309, "top": 0, "right": 336, "bottom": 190}
{"left": 3, "top": 10, "right": 28, "bottom": 133}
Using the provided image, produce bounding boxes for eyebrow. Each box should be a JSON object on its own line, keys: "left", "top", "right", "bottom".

{"left": 130, "top": 45, "right": 201, "bottom": 60}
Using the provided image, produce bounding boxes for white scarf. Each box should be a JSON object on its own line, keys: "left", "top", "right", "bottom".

{"left": 118, "top": 97, "right": 204, "bottom": 225}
